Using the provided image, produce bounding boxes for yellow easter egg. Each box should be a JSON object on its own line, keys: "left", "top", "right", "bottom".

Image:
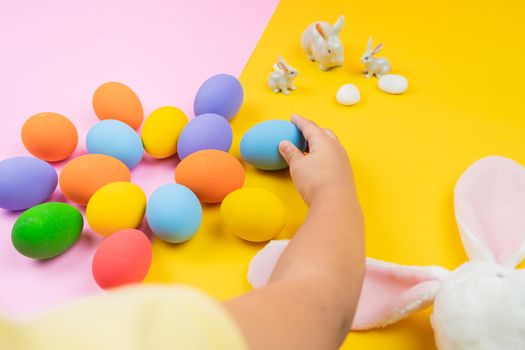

{"left": 86, "top": 182, "right": 146, "bottom": 237}
{"left": 220, "top": 187, "right": 286, "bottom": 242}
{"left": 141, "top": 106, "right": 188, "bottom": 159}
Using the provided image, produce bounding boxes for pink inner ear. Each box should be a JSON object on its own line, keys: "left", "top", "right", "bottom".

{"left": 247, "top": 240, "right": 289, "bottom": 288}
{"left": 352, "top": 259, "right": 448, "bottom": 330}
{"left": 454, "top": 156, "right": 525, "bottom": 265}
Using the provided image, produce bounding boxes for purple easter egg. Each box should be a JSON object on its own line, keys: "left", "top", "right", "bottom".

{"left": 0, "top": 156, "right": 58, "bottom": 211}
{"left": 193, "top": 74, "right": 244, "bottom": 121}
{"left": 177, "top": 113, "right": 233, "bottom": 159}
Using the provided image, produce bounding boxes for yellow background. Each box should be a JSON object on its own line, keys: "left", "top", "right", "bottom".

{"left": 146, "top": 0, "right": 525, "bottom": 348}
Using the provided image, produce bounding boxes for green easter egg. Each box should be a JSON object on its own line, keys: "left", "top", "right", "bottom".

{"left": 12, "top": 202, "right": 84, "bottom": 259}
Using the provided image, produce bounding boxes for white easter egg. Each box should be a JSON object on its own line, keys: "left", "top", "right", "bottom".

{"left": 336, "top": 84, "right": 361, "bottom": 106}
{"left": 378, "top": 74, "right": 408, "bottom": 94}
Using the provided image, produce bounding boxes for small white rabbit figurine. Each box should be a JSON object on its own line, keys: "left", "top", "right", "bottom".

{"left": 268, "top": 56, "right": 298, "bottom": 95}
{"left": 361, "top": 36, "right": 391, "bottom": 78}
{"left": 301, "top": 15, "right": 344, "bottom": 71}
{"left": 247, "top": 156, "right": 525, "bottom": 350}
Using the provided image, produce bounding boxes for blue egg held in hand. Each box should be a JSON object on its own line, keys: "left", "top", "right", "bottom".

{"left": 86, "top": 120, "right": 143, "bottom": 169}
{"left": 146, "top": 184, "right": 202, "bottom": 243}
{"left": 240, "top": 120, "right": 307, "bottom": 170}
{"left": 194, "top": 74, "right": 244, "bottom": 121}
{"left": 177, "top": 113, "right": 233, "bottom": 159}
{"left": 0, "top": 157, "right": 58, "bottom": 211}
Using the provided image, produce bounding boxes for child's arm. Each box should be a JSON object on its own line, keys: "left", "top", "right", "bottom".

{"left": 224, "top": 115, "right": 365, "bottom": 350}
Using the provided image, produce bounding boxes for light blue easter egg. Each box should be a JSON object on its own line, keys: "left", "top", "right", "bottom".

{"left": 146, "top": 184, "right": 202, "bottom": 243}
{"left": 86, "top": 120, "right": 143, "bottom": 169}
{"left": 240, "top": 120, "right": 307, "bottom": 170}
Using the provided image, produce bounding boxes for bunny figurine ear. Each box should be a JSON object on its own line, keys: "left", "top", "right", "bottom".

{"left": 333, "top": 15, "right": 344, "bottom": 34}
{"left": 454, "top": 156, "right": 525, "bottom": 267}
{"left": 366, "top": 36, "right": 373, "bottom": 51}
{"left": 352, "top": 259, "right": 448, "bottom": 330}
{"left": 277, "top": 62, "right": 288, "bottom": 73}
{"left": 315, "top": 23, "right": 328, "bottom": 40}
{"left": 371, "top": 43, "right": 384, "bottom": 55}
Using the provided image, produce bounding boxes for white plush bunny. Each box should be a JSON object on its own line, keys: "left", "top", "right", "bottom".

{"left": 247, "top": 156, "right": 525, "bottom": 350}
{"left": 361, "top": 36, "right": 391, "bottom": 78}
{"left": 301, "top": 15, "right": 344, "bottom": 71}
{"left": 268, "top": 56, "right": 298, "bottom": 95}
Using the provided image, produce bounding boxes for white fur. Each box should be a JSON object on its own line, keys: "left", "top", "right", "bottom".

{"left": 432, "top": 261, "right": 525, "bottom": 350}
{"left": 361, "top": 36, "right": 391, "bottom": 78}
{"left": 267, "top": 56, "right": 298, "bottom": 95}
{"left": 301, "top": 15, "right": 344, "bottom": 71}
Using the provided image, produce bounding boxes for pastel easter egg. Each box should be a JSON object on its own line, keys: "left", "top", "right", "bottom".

{"left": 92, "top": 82, "right": 143, "bottom": 129}
{"left": 336, "top": 84, "right": 361, "bottom": 106}
{"left": 175, "top": 150, "right": 245, "bottom": 203}
{"left": 59, "top": 154, "right": 131, "bottom": 205}
{"left": 92, "top": 229, "right": 152, "bottom": 290}
{"left": 86, "top": 119, "right": 143, "bottom": 169}
{"left": 146, "top": 184, "right": 202, "bottom": 243}
{"left": 378, "top": 74, "right": 409, "bottom": 95}
{"left": 221, "top": 187, "right": 286, "bottom": 242}
{"left": 194, "top": 74, "right": 244, "bottom": 121}
{"left": 86, "top": 182, "right": 146, "bottom": 237}
{"left": 0, "top": 157, "right": 57, "bottom": 211}
{"left": 21, "top": 112, "right": 78, "bottom": 162}
{"left": 12, "top": 202, "right": 83, "bottom": 259}
{"left": 141, "top": 106, "right": 188, "bottom": 159}
{"left": 177, "top": 113, "right": 232, "bottom": 159}
{"left": 240, "top": 120, "right": 307, "bottom": 170}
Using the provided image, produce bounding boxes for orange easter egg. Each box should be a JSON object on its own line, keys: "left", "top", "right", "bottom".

{"left": 59, "top": 154, "right": 131, "bottom": 205}
{"left": 92, "top": 82, "right": 143, "bottom": 129}
{"left": 175, "top": 150, "right": 245, "bottom": 203}
{"left": 92, "top": 229, "right": 152, "bottom": 290}
{"left": 21, "top": 112, "right": 78, "bottom": 162}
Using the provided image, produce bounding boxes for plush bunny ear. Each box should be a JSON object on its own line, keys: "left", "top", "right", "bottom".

{"left": 248, "top": 240, "right": 448, "bottom": 331}
{"left": 371, "top": 43, "right": 384, "bottom": 55}
{"left": 333, "top": 15, "right": 344, "bottom": 34}
{"left": 454, "top": 156, "right": 525, "bottom": 267}
{"left": 352, "top": 259, "right": 448, "bottom": 330}
{"left": 247, "top": 240, "right": 289, "bottom": 288}
{"left": 315, "top": 23, "right": 328, "bottom": 40}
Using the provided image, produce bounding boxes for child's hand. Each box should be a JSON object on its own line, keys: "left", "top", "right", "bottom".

{"left": 279, "top": 115, "right": 357, "bottom": 206}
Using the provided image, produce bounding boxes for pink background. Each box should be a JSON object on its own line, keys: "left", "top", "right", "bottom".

{"left": 0, "top": 0, "right": 278, "bottom": 316}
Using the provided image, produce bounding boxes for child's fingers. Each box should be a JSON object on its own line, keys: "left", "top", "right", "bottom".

{"left": 291, "top": 114, "right": 327, "bottom": 152}
{"left": 279, "top": 140, "right": 304, "bottom": 166}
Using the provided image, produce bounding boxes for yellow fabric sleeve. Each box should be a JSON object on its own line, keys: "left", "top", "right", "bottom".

{"left": 0, "top": 285, "right": 247, "bottom": 350}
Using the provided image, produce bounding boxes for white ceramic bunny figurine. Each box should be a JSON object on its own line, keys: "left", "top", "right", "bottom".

{"left": 247, "top": 156, "right": 525, "bottom": 350}
{"left": 361, "top": 36, "right": 391, "bottom": 78}
{"left": 268, "top": 56, "right": 298, "bottom": 95}
{"left": 301, "top": 15, "right": 344, "bottom": 71}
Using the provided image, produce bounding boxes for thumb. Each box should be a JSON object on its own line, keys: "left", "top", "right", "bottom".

{"left": 279, "top": 140, "right": 303, "bottom": 166}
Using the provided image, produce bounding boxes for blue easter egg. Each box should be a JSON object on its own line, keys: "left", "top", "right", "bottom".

{"left": 177, "top": 113, "right": 232, "bottom": 159}
{"left": 0, "top": 156, "right": 58, "bottom": 211}
{"left": 240, "top": 120, "right": 307, "bottom": 170}
{"left": 86, "top": 120, "right": 143, "bottom": 169}
{"left": 146, "top": 184, "right": 202, "bottom": 243}
{"left": 193, "top": 74, "right": 244, "bottom": 121}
